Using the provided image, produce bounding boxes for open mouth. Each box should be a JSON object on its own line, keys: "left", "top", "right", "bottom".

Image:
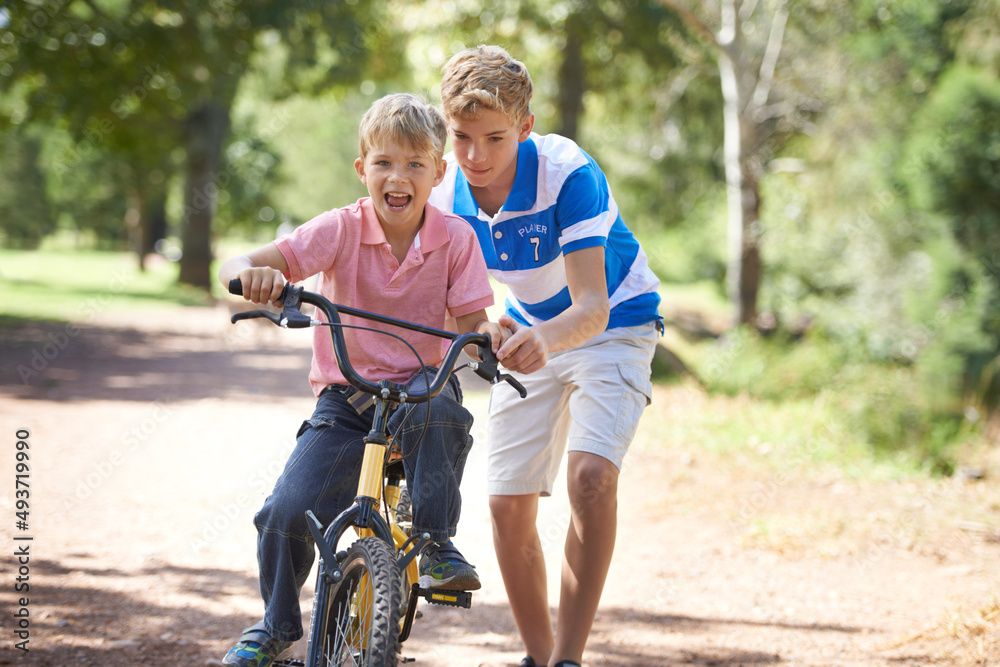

{"left": 385, "top": 192, "right": 411, "bottom": 211}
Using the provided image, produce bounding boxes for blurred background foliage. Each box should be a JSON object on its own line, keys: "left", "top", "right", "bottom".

{"left": 2, "top": 0, "right": 999, "bottom": 474}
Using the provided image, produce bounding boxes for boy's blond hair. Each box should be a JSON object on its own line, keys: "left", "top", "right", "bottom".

{"left": 440, "top": 45, "right": 533, "bottom": 126}
{"left": 358, "top": 93, "right": 447, "bottom": 161}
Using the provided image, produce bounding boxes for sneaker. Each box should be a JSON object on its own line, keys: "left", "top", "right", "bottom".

{"left": 222, "top": 624, "right": 292, "bottom": 667}
{"left": 418, "top": 540, "right": 481, "bottom": 591}
{"left": 519, "top": 658, "right": 538, "bottom": 667}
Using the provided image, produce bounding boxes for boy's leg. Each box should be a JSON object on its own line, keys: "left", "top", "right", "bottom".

{"left": 490, "top": 492, "right": 554, "bottom": 663}
{"left": 391, "top": 371, "right": 473, "bottom": 542}
{"left": 547, "top": 323, "right": 657, "bottom": 665}
{"left": 551, "top": 452, "right": 620, "bottom": 664}
{"left": 486, "top": 362, "right": 574, "bottom": 664}
{"left": 392, "top": 370, "right": 481, "bottom": 590}
{"left": 252, "top": 388, "right": 369, "bottom": 642}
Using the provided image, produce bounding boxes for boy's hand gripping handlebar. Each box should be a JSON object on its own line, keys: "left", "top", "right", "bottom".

{"left": 228, "top": 278, "right": 527, "bottom": 399}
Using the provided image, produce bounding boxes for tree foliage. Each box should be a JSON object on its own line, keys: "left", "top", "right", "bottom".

{"left": 0, "top": 0, "right": 400, "bottom": 285}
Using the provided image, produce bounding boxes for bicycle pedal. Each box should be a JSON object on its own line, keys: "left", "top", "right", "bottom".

{"left": 417, "top": 586, "right": 473, "bottom": 608}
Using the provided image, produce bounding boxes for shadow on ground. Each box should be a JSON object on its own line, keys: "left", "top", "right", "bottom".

{"left": 0, "top": 558, "right": 260, "bottom": 667}
{"left": 0, "top": 314, "right": 312, "bottom": 403}
{"left": 404, "top": 599, "right": 862, "bottom": 667}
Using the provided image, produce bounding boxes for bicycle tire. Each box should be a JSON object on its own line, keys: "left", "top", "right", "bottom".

{"left": 309, "top": 536, "right": 401, "bottom": 667}
{"left": 393, "top": 482, "right": 412, "bottom": 534}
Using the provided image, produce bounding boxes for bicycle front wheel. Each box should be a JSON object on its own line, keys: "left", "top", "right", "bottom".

{"left": 309, "top": 536, "right": 402, "bottom": 667}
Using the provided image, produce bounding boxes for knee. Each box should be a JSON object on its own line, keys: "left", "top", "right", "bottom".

{"left": 489, "top": 494, "right": 537, "bottom": 531}
{"left": 256, "top": 488, "right": 311, "bottom": 535}
{"left": 429, "top": 398, "right": 473, "bottom": 430}
{"left": 568, "top": 454, "right": 619, "bottom": 509}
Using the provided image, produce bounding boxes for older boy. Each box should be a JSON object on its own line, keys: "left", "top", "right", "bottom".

{"left": 218, "top": 93, "right": 506, "bottom": 667}
{"left": 429, "top": 46, "right": 662, "bottom": 667}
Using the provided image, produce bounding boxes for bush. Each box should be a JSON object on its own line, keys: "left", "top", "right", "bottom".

{"left": 694, "top": 327, "right": 850, "bottom": 401}
{"left": 692, "top": 329, "right": 975, "bottom": 474}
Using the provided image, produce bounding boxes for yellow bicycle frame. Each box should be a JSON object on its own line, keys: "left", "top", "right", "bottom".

{"left": 353, "top": 441, "right": 420, "bottom": 588}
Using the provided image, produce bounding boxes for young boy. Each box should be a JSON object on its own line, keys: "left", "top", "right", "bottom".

{"left": 218, "top": 93, "right": 506, "bottom": 667}
{"left": 428, "top": 46, "right": 663, "bottom": 667}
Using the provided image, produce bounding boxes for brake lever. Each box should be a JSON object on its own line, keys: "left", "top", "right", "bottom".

{"left": 500, "top": 372, "right": 527, "bottom": 398}
{"left": 277, "top": 284, "right": 312, "bottom": 328}
{"left": 474, "top": 341, "right": 528, "bottom": 399}
{"left": 231, "top": 310, "right": 284, "bottom": 326}
{"left": 228, "top": 279, "right": 313, "bottom": 329}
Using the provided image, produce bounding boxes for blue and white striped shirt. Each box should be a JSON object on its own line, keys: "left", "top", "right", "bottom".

{"left": 429, "top": 133, "right": 661, "bottom": 330}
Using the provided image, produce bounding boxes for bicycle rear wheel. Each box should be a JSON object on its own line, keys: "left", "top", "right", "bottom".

{"left": 309, "top": 536, "right": 401, "bottom": 667}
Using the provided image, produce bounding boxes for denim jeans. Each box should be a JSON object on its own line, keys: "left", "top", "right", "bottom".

{"left": 253, "top": 370, "right": 474, "bottom": 642}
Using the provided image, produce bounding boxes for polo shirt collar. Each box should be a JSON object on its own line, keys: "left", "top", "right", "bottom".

{"left": 453, "top": 170, "right": 479, "bottom": 217}
{"left": 416, "top": 204, "right": 449, "bottom": 252}
{"left": 452, "top": 135, "right": 539, "bottom": 215}
{"left": 505, "top": 136, "right": 538, "bottom": 211}
{"left": 359, "top": 197, "right": 448, "bottom": 254}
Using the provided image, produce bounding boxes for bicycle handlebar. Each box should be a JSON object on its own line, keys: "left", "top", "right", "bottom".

{"left": 227, "top": 278, "right": 527, "bottom": 402}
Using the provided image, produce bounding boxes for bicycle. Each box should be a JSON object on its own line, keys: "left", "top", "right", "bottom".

{"left": 227, "top": 278, "right": 526, "bottom": 667}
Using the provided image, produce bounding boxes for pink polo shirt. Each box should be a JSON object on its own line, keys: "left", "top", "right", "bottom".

{"left": 275, "top": 197, "right": 494, "bottom": 396}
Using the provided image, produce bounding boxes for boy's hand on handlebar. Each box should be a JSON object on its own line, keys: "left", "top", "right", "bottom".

{"left": 237, "top": 267, "right": 286, "bottom": 307}
{"left": 495, "top": 314, "right": 548, "bottom": 374}
{"left": 475, "top": 319, "right": 513, "bottom": 356}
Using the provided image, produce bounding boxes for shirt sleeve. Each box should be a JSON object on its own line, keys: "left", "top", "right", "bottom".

{"left": 273, "top": 209, "right": 345, "bottom": 283}
{"left": 445, "top": 220, "right": 495, "bottom": 318}
{"left": 555, "top": 166, "right": 611, "bottom": 254}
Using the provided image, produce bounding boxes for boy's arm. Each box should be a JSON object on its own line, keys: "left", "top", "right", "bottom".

{"left": 496, "top": 245, "right": 610, "bottom": 374}
{"left": 218, "top": 242, "right": 290, "bottom": 307}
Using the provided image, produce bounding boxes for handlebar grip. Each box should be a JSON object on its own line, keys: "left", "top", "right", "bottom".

{"left": 228, "top": 277, "right": 291, "bottom": 304}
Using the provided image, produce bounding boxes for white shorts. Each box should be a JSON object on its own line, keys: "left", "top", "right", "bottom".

{"left": 486, "top": 323, "right": 659, "bottom": 496}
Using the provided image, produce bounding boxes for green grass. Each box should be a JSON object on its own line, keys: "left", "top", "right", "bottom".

{"left": 0, "top": 248, "right": 215, "bottom": 324}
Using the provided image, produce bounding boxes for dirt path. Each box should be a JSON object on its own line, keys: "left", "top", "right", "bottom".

{"left": 1, "top": 304, "right": 998, "bottom": 666}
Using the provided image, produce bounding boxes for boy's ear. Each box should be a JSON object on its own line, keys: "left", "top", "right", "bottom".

{"left": 432, "top": 158, "right": 447, "bottom": 187}
{"left": 354, "top": 157, "right": 366, "bottom": 183}
{"left": 518, "top": 113, "right": 535, "bottom": 142}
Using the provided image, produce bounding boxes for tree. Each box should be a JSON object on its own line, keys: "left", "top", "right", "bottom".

{"left": 1, "top": 0, "right": 398, "bottom": 287}
{"left": 126, "top": 0, "right": 398, "bottom": 288}
{"left": 0, "top": 1, "right": 180, "bottom": 264}
{"left": 658, "top": 0, "right": 821, "bottom": 326}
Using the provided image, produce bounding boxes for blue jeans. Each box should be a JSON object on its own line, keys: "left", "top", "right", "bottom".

{"left": 253, "top": 370, "right": 474, "bottom": 642}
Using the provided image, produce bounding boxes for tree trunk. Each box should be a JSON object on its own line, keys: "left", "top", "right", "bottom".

{"left": 736, "top": 128, "right": 762, "bottom": 326}
{"left": 660, "top": 0, "right": 789, "bottom": 328}
{"left": 131, "top": 171, "right": 168, "bottom": 272}
{"left": 178, "top": 101, "right": 230, "bottom": 289}
{"left": 554, "top": 12, "right": 586, "bottom": 141}
{"left": 718, "top": 0, "right": 761, "bottom": 326}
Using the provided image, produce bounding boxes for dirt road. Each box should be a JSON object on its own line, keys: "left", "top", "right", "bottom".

{"left": 1, "top": 304, "right": 997, "bottom": 666}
